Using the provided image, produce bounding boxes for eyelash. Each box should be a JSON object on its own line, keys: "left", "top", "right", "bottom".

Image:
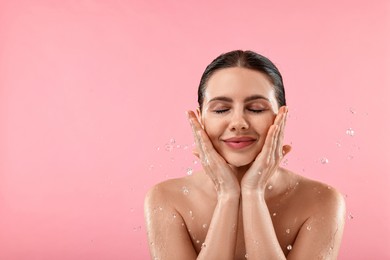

{"left": 214, "top": 108, "right": 265, "bottom": 114}
{"left": 248, "top": 109, "right": 265, "bottom": 113}
{"left": 215, "top": 109, "right": 229, "bottom": 114}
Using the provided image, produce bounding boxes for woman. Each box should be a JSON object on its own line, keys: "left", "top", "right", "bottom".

{"left": 144, "top": 50, "right": 346, "bottom": 259}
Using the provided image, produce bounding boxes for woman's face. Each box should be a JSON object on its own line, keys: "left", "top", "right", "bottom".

{"left": 198, "top": 67, "right": 280, "bottom": 167}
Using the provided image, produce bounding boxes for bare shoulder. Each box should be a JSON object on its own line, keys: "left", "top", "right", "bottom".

{"left": 144, "top": 173, "right": 207, "bottom": 214}
{"left": 298, "top": 174, "right": 345, "bottom": 214}
{"left": 144, "top": 176, "right": 190, "bottom": 208}
{"left": 144, "top": 176, "right": 200, "bottom": 259}
{"left": 282, "top": 170, "right": 346, "bottom": 258}
{"left": 280, "top": 169, "right": 346, "bottom": 226}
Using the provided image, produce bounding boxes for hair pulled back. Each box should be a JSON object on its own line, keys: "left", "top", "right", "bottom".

{"left": 197, "top": 50, "right": 286, "bottom": 111}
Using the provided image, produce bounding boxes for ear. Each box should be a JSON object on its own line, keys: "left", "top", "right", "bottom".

{"left": 196, "top": 107, "right": 205, "bottom": 129}
{"left": 196, "top": 107, "right": 201, "bottom": 118}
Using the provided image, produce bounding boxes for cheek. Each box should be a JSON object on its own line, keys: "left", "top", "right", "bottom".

{"left": 253, "top": 115, "right": 275, "bottom": 133}
{"left": 202, "top": 117, "right": 226, "bottom": 144}
{"left": 203, "top": 118, "right": 218, "bottom": 138}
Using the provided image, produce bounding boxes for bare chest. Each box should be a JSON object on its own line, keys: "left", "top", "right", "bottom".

{"left": 179, "top": 194, "right": 306, "bottom": 259}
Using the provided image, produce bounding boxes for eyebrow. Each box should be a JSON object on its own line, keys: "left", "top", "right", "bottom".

{"left": 207, "top": 94, "right": 270, "bottom": 104}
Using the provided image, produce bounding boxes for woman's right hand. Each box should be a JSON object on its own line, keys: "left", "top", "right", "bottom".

{"left": 187, "top": 110, "right": 241, "bottom": 199}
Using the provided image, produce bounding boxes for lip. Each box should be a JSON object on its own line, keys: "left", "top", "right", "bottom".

{"left": 223, "top": 136, "right": 256, "bottom": 149}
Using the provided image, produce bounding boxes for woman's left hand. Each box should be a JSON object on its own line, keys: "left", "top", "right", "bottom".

{"left": 241, "top": 106, "right": 291, "bottom": 193}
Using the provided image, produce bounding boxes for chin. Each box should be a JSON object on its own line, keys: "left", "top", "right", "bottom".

{"left": 224, "top": 154, "right": 256, "bottom": 168}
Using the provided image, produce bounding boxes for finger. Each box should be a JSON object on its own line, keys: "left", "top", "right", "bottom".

{"left": 187, "top": 110, "right": 219, "bottom": 165}
{"left": 187, "top": 110, "right": 207, "bottom": 160}
{"left": 187, "top": 110, "right": 203, "bottom": 134}
{"left": 253, "top": 123, "right": 278, "bottom": 168}
{"left": 270, "top": 120, "right": 281, "bottom": 164}
{"left": 197, "top": 126, "right": 221, "bottom": 164}
{"left": 275, "top": 107, "right": 288, "bottom": 159}
{"left": 269, "top": 108, "right": 285, "bottom": 160}
{"left": 273, "top": 106, "right": 285, "bottom": 126}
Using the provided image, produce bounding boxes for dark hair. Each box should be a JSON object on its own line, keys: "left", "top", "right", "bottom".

{"left": 197, "top": 50, "right": 286, "bottom": 111}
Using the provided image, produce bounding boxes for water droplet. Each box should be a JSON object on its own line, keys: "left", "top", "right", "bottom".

{"left": 181, "top": 222, "right": 185, "bottom": 226}
{"left": 202, "top": 158, "right": 210, "bottom": 165}
{"left": 336, "top": 141, "right": 342, "bottom": 148}
{"left": 268, "top": 185, "right": 273, "bottom": 190}
{"left": 348, "top": 213, "right": 354, "bottom": 220}
{"left": 306, "top": 225, "right": 312, "bottom": 231}
{"left": 245, "top": 253, "right": 248, "bottom": 258}
{"left": 286, "top": 228, "right": 290, "bottom": 234}
{"left": 346, "top": 128, "right": 355, "bottom": 136}
{"left": 182, "top": 186, "right": 190, "bottom": 195}
{"left": 193, "top": 160, "right": 198, "bottom": 165}
{"left": 158, "top": 206, "right": 163, "bottom": 211}
{"left": 201, "top": 243, "right": 206, "bottom": 249}
{"left": 133, "top": 226, "right": 141, "bottom": 232}
{"left": 202, "top": 224, "right": 208, "bottom": 229}
{"left": 196, "top": 240, "right": 200, "bottom": 243}
{"left": 156, "top": 146, "right": 161, "bottom": 151}
{"left": 176, "top": 144, "right": 181, "bottom": 149}
{"left": 349, "top": 107, "right": 356, "bottom": 114}
{"left": 232, "top": 224, "right": 237, "bottom": 231}
{"left": 170, "top": 138, "right": 176, "bottom": 144}
{"left": 183, "top": 145, "right": 189, "bottom": 150}
{"left": 172, "top": 213, "right": 177, "bottom": 218}
{"left": 189, "top": 210, "right": 194, "bottom": 219}
{"left": 258, "top": 171, "right": 262, "bottom": 175}
{"left": 165, "top": 144, "right": 173, "bottom": 152}
{"left": 287, "top": 244, "right": 293, "bottom": 251}
{"left": 148, "top": 164, "right": 155, "bottom": 171}
{"left": 186, "top": 168, "right": 193, "bottom": 175}
{"left": 320, "top": 157, "right": 329, "bottom": 164}
{"left": 272, "top": 212, "right": 277, "bottom": 217}
{"left": 282, "top": 158, "right": 288, "bottom": 166}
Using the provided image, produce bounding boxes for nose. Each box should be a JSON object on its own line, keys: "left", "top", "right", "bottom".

{"left": 229, "top": 110, "right": 249, "bottom": 131}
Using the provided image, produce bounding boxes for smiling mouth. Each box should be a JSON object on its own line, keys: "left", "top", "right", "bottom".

{"left": 223, "top": 137, "right": 256, "bottom": 149}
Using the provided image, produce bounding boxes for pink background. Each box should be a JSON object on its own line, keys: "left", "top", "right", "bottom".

{"left": 1, "top": 1, "right": 389, "bottom": 259}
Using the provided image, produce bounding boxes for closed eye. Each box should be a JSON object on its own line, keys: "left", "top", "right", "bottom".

{"left": 248, "top": 108, "right": 265, "bottom": 113}
{"left": 214, "top": 109, "right": 229, "bottom": 114}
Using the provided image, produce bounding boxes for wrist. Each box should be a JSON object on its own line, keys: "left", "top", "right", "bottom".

{"left": 241, "top": 187, "right": 265, "bottom": 198}
{"left": 217, "top": 192, "right": 240, "bottom": 202}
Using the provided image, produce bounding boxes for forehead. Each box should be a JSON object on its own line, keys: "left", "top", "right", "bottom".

{"left": 205, "top": 67, "right": 276, "bottom": 101}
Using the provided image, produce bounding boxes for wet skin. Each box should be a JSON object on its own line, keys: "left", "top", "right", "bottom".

{"left": 145, "top": 68, "right": 346, "bottom": 259}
